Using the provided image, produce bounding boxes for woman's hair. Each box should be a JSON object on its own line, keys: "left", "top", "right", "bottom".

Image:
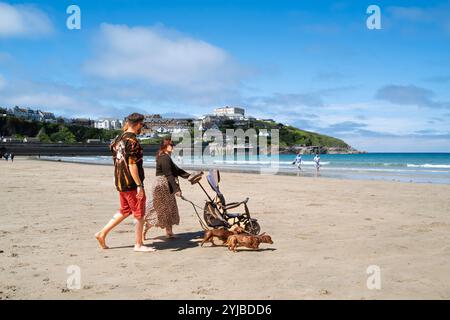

{"left": 156, "top": 138, "right": 174, "bottom": 159}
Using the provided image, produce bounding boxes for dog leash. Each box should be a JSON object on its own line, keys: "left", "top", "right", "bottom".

{"left": 181, "top": 196, "right": 257, "bottom": 236}
{"left": 181, "top": 196, "right": 210, "bottom": 231}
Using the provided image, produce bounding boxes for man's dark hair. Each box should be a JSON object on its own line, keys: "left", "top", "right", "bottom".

{"left": 126, "top": 113, "right": 144, "bottom": 125}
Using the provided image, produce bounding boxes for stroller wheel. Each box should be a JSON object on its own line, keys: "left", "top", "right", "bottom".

{"left": 244, "top": 220, "right": 261, "bottom": 235}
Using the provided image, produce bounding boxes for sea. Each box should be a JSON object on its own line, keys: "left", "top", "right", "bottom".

{"left": 42, "top": 153, "right": 450, "bottom": 185}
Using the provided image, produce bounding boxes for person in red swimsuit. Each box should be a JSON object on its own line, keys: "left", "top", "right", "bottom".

{"left": 95, "top": 113, "right": 156, "bottom": 252}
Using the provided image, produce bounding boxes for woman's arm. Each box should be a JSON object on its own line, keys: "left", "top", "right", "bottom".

{"left": 160, "top": 155, "right": 181, "bottom": 194}
{"left": 173, "top": 162, "right": 190, "bottom": 179}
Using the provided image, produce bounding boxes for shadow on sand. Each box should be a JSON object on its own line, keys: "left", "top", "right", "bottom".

{"left": 104, "top": 231, "right": 276, "bottom": 253}
{"left": 103, "top": 231, "right": 203, "bottom": 251}
{"left": 149, "top": 231, "right": 204, "bottom": 251}
{"left": 230, "top": 248, "right": 277, "bottom": 253}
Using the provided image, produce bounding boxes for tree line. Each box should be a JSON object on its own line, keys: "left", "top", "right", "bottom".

{"left": 0, "top": 116, "right": 121, "bottom": 143}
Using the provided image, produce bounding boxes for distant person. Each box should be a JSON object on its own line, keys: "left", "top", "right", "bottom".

{"left": 95, "top": 113, "right": 155, "bottom": 252}
{"left": 10, "top": 153, "right": 14, "bottom": 162}
{"left": 292, "top": 152, "right": 302, "bottom": 170}
{"left": 4, "top": 153, "right": 9, "bottom": 161}
{"left": 314, "top": 154, "right": 321, "bottom": 171}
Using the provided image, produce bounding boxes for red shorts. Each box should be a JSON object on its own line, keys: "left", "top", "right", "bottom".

{"left": 118, "top": 190, "right": 146, "bottom": 219}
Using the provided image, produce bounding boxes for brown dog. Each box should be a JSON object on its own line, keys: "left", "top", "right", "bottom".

{"left": 201, "top": 226, "right": 245, "bottom": 247}
{"left": 227, "top": 232, "right": 273, "bottom": 252}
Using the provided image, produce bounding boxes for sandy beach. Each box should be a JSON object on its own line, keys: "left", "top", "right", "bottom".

{"left": 1, "top": 157, "right": 450, "bottom": 300}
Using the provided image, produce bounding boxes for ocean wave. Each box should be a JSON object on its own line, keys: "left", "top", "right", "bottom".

{"left": 213, "top": 160, "right": 330, "bottom": 166}
{"left": 407, "top": 164, "right": 450, "bottom": 169}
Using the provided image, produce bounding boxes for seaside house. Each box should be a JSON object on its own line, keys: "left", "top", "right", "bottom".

{"left": 213, "top": 106, "right": 246, "bottom": 120}
{"left": 12, "top": 106, "right": 28, "bottom": 118}
{"left": 71, "top": 118, "right": 94, "bottom": 127}
{"left": 200, "top": 106, "right": 258, "bottom": 131}
{"left": 38, "top": 110, "right": 56, "bottom": 123}
{"left": 94, "top": 118, "right": 123, "bottom": 130}
{"left": 8, "top": 106, "right": 56, "bottom": 123}
{"left": 13, "top": 106, "right": 40, "bottom": 121}
{"left": 142, "top": 115, "right": 192, "bottom": 137}
{"left": 200, "top": 114, "right": 223, "bottom": 130}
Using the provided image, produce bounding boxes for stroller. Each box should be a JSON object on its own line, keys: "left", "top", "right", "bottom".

{"left": 182, "top": 169, "right": 261, "bottom": 235}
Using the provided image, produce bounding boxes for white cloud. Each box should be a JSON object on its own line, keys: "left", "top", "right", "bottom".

{"left": 84, "top": 23, "right": 250, "bottom": 95}
{"left": 376, "top": 84, "right": 450, "bottom": 109}
{"left": 0, "top": 79, "right": 162, "bottom": 118}
{"left": 317, "top": 100, "right": 449, "bottom": 136}
{"left": 0, "top": 2, "right": 53, "bottom": 38}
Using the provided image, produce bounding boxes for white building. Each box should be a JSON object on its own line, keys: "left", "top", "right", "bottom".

{"left": 94, "top": 118, "right": 123, "bottom": 130}
{"left": 10, "top": 106, "right": 56, "bottom": 122}
{"left": 13, "top": 106, "right": 40, "bottom": 121}
{"left": 213, "top": 106, "right": 245, "bottom": 120}
{"left": 38, "top": 110, "right": 56, "bottom": 123}
{"left": 110, "top": 119, "right": 123, "bottom": 130}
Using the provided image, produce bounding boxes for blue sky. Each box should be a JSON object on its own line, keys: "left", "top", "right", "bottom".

{"left": 0, "top": 0, "right": 449, "bottom": 152}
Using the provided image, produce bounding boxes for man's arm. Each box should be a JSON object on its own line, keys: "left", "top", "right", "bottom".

{"left": 129, "top": 163, "right": 145, "bottom": 200}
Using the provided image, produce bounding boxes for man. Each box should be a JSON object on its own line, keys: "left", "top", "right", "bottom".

{"left": 10, "top": 153, "right": 14, "bottom": 162}
{"left": 292, "top": 152, "right": 302, "bottom": 170}
{"left": 95, "top": 113, "right": 155, "bottom": 252}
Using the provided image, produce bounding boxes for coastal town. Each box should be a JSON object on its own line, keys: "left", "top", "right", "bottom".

{"left": 0, "top": 105, "right": 261, "bottom": 140}
{"left": 0, "top": 105, "right": 360, "bottom": 154}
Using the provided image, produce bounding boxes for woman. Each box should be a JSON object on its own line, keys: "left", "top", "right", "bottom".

{"left": 143, "top": 138, "right": 191, "bottom": 240}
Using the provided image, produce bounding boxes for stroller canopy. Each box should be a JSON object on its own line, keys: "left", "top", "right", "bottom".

{"left": 207, "top": 169, "right": 228, "bottom": 206}
{"left": 207, "top": 169, "right": 221, "bottom": 194}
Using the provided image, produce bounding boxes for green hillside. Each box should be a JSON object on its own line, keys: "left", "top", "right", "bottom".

{"left": 1, "top": 114, "right": 353, "bottom": 151}
{"left": 220, "top": 119, "right": 350, "bottom": 149}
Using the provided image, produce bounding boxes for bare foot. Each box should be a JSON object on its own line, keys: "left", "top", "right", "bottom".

{"left": 95, "top": 232, "right": 109, "bottom": 249}
{"left": 134, "top": 245, "right": 157, "bottom": 252}
{"left": 165, "top": 233, "right": 177, "bottom": 239}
